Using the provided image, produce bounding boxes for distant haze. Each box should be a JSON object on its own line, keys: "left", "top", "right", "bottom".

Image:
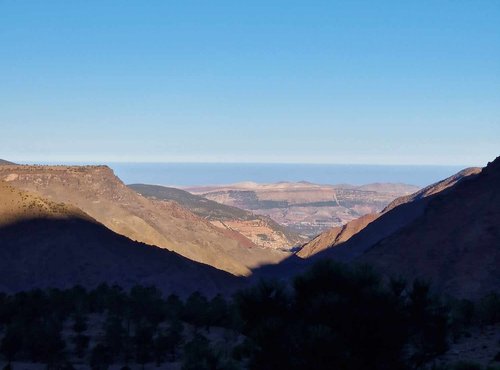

{"left": 105, "top": 163, "right": 466, "bottom": 187}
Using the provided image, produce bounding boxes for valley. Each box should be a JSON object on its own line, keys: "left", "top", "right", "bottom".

{"left": 0, "top": 157, "right": 499, "bottom": 369}
{"left": 129, "top": 184, "right": 306, "bottom": 250}
{"left": 2, "top": 3, "right": 497, "bottom": 368}
{"left": 185, "top": 181, "right": 419, "bottom": 237}
{"left": 0, "top": 165, "right": 287, "bottom": 276}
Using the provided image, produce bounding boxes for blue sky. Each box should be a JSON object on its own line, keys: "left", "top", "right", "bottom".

{"left": 1, "top": 1, "right": 499, "bottom": 165}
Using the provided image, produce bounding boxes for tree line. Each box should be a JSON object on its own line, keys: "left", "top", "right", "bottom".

{"left": 1, "top": 260, "right": 499, "bottom": 370}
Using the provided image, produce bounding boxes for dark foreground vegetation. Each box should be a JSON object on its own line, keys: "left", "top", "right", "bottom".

{"left": 1, "top": 261, "right": 500, "bottom": 370}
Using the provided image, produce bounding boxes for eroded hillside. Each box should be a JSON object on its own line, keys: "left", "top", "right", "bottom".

{"left": 0, "top": 165, "right": 287, "bottom": 276}
{"left": 297, "top": 167, "right": 481, "bottom": 258}
{"left": 186, "top": 181, "right": 419, "bottom": 237}
{"left": 129, "top": 184, "right": 306, "bottom": 250}
{"left": 0, "top": 181, "right": 240, "bottom": 295}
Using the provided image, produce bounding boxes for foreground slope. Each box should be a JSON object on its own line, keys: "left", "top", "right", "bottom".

{"left": 0, "top": 165, "right": 287, "bottom": 276}
{"left": 129, "top": 183, "right": 305, "bottom": 250}
{"left": 0, "top": 181, "right": 240, "bottom": 295}
{"left": 298, "top": 167, "right": 481, "bottom": 258}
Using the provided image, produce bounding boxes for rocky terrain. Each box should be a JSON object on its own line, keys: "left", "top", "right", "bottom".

{"left": 298, "top": 167, "right": 482, "bottom": 258}
{"left": 0, "top": 181, "right": 240, "bottom": 295}
{"left": 297, "top": 213, "right": 379, "bottom": 258}
{"left": 185, "top": 181, "right": 419, "bottom": 237}
{"left": 130, "top": 184, "right": 306, "bottom": 250}
{"left": 295, "top": 159, "right": 497, "bottom": 299}
{"left": 0, "top": 165, "right": 288, "bottom": 276}
{"left": 357, "top": 159, "right": 499, "bottom": 299}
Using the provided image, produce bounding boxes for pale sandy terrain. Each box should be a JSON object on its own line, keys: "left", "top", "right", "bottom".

{"left": 186, "top": 181, "right": 419, "bottom": 237}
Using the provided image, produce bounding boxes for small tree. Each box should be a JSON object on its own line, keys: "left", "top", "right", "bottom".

{"left": 165, "top": 294, "right": 184, "bottom": 320}
{"left": 104, "top": 316, "right": 126, "bottom": 360}
{"left": 73, "top": 334, "right": 90, "bottom": 358}
{"left": 72, "top": 313, "right": 88, "bottom": 333}
{"left": 90, "top": 344, "right": 112, "bottom": 370}
{"left": 134, "top": 324, "right": 154, "bottom": 369}
{"left": 72, "top": 313, "right": 89, "bottom": 358}
{"left": 166, "top": 319, "right": 185, "bottom": 361}
{"left": 183, "top": 292, "right": 210, "bottom": 330}
{"left": 0, "top": 326, "right": 23, "bottom": 365}
{"left": 208, "top": 294, "right": 230, "bottom": 328}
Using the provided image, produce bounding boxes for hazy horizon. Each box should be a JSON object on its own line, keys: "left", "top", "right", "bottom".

{"left": 55, "top": 162, "right": 468, "bottom": 187}
{"left": 14, "top": 159, "right": 476, "bottom": 166}
{"left": 3, "top": 159, "right": 476, "bottom": 187}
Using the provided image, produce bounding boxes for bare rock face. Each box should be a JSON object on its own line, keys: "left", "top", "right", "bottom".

{"left": 0, "top": 181, "right": 240, "bottom": 295}
{"left": 0, "top": 165, "right": 287, "bottom": 276}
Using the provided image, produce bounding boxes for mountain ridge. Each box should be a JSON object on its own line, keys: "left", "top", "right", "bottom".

{"left": 0, "top": 181, "right": 240, "bottom": 295}
{"left": 0, "top": 159, "right": 16, "bottom": 165}
{"left": 297, "top": 166, "right": 481, "bottom": 258}
{"left": 0, "top": 164, "right": 287, "bottom": 276}
{"left": 300, "top": 158, "right": 499, "bottom": 299}
{"left": 129, "top": 183, "right": 305, "bottom": 250}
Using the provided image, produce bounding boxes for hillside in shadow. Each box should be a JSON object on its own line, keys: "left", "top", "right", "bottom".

{"left": 0, "top": 216, "right": 243, "bottom": 296}
{"left": 250, "top": 157, "right": 500, "bottom": 300}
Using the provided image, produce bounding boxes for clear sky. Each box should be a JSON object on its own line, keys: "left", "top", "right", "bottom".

{"left": 1, "top": 1, "right": 499, "bottom": 165}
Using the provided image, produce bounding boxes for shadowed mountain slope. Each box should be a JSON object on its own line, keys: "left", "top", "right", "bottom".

{"left": 0, "top": 181, "right": 241, "bottom": 295}
{"left": 382, "top": 167, "right": 482, "bottom": 213}
{"left": 129, "top": 183, "right": 305, "bottom": 250}
{"left": 0, "top": 165, "right": 287, "bottom": 276}
{"left": 290, "top": 159, "right": 495, "bottom": 298}
{"left": 257, "top": 159, "right": 497, "bottom": 299}
{"left": 356, "top": 158, "right": 499, "bottom": 299}
{"left": 297, "top": 213, "right": 379, "bottom": 258}
{"left": 298, "top": 167, "right": 481, "bottom": 258}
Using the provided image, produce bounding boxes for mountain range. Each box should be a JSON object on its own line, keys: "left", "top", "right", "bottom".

{"left": 298, "top": 167, "right": 482, "bottom": 258}
{"left": 295, "top": 160, "right": 499, "bottom": 299}
{"left": 185, "top": 181, "right": 419, "bottom": 237}
{"left": 0, "top": 165, "right": 286, "bottom": 276}
{"left": 0, "top": 181, "right": 240, "bottom": 295}
{"left": 0, "top": 157, "right": 499, "bottom": 300}
{"left": 129, "top": 184, "right": 305, "bottom": 250}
